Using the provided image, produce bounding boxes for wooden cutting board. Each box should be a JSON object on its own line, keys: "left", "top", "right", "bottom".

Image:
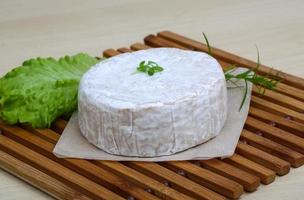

{"left": 0, "top": 31, "right": 303, "bottom": 200}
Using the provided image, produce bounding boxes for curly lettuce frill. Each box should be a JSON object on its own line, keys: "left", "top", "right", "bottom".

{"left": 0, "top": 53, "right": 99, "bottom": 128}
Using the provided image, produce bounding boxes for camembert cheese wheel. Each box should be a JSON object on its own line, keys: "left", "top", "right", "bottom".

{"left": 78, "top": 48, "right": 227, "bottom": 157}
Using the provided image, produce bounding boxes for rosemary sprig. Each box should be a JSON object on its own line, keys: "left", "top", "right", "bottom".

{"left": 136, "top": 60, "right": 164, "bottom": 76}
{"left": 202, "top": 32, "right": 280, "bottom": 111}
{"left": 203, "top": 32, "right": 212, "bottom": 55}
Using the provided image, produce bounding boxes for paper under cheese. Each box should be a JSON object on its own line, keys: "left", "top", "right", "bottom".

{"left": 78, "top": 48, "right": 228, "bottom": 157}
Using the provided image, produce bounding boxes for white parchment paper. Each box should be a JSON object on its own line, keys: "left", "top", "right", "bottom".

{"left": 53, "top": 67, "right": 252, "bottom": 161}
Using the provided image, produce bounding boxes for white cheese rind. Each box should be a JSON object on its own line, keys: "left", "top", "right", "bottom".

{"left": 78, "top": 48, "right": 228, "bottom": 157}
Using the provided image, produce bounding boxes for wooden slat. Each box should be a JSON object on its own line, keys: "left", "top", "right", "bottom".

{"left": 156, "top": 31, "right": 304, "bottom": 90}
{"left": 240, "top": 130, "right": 304, "bottom": 167}
{"left": 0, "top": 124, "right": 161, "bottom": 200}
{"left": 103, "top": 48, "right": 121, "bottom": 58}
{"left": 275, "top": 82, "right": 304, "bottom": 102}
{"left": 249, "top": 107, "right": 304, "bottom": 137}
{"left": 199, "top": 159, "right": 260, "bottom": 192}
{"left": 117, "top": 47, "right": 133, "bottom": 53}
{"left": 125, "top": 162, "right": 226, "bottom": 200}
{"left": 245, "top": 116, "right": 304, "bottom": 155}
{"left": 252, "top": 87, "right": 304, "bottom": 113}
{"left": 0, "top": 150, "right": 91, "bottom": 200}
{"left": 130, "top": 43, "right": 151, "bottom": 50}
{"left": 96, "top": 161, "right": 196, "bottom": 200}
{"left": 0, "top": 135, "right": 124, "bottom": 200}
{"left": 22, "top": 125, "right": 59, "bottom": 143}
{"left": 161, "top": 161, "right": 244, "bottom": 199}
{"left": 251, "top": 95, "right": 304, "bottom": 124}
{"left": 236, "top": 142, "right": 290, "bottom": 175}
{"left": 51, "top": 119, "right": 67, "bottom": 134}
{"left": 144, "top": 34, "right": 189, "bottom": 50}
{"left": 223, "top": 154, "right": 276, "bottom": 185}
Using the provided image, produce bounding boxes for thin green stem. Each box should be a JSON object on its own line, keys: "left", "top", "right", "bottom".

{"left": 202, "top": 32, "right": 280, "bottom": 111}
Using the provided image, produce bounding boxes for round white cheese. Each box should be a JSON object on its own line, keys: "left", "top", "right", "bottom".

{"left": 78, "top": 48, "right": 228, "bottom": 157}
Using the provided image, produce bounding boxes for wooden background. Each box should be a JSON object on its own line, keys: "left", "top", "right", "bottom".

{"left": 0, "top": 0, "right": 303, "bottom": 199}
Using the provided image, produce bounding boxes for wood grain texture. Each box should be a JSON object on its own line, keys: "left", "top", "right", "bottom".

{"left": 248, "top": 107, "right": 304, "bottom": 137}
{"left": 0, "top": 135, "right": 124, "bottom": 200}
{"left": 0, "top": 123, "right": 161, "bottom": 200}
{"left": 125, "top": 162, "right": 226, "bottom": 200}
{"left": 245, "top": 117, "right": 304, "bottom": 155}
{"left": 223, "top": 154, "right": 276, "bottom": 185}
{"left": 236, "top": 142, "right": 290, "bottom": 176}
{"left": 240, "top": 130, "right": 304, "bottom": 167}
{"left": 162, "top": 161, "right": 244, "bottom": 199}
{"left": 199, "top": 159, "right": 260, "bottom": 192}
{"left": 0, "top": 150, "right": 91, "bottom": 200}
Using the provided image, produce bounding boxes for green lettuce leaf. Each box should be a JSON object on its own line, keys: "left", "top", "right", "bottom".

{"left": 0, "top": 53, "right": 99, "bottom": 128}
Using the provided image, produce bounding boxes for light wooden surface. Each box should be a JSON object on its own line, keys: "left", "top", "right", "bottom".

{"left": 0, "top": 0, "right": 303, "bottom": 199}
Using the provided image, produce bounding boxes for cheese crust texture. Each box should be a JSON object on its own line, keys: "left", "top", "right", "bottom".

{"left": 78, "top": 48, "right": 228, "bottom": 157}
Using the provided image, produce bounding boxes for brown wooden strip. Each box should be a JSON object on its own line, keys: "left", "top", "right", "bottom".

{"left": 144, "top": 34, "right": 189, "bottom": 50}
{"left": 103, "top": 48, "right": 121, "bottom": 58}
{"left": 117, "top": 47, "right": 133, "bottom": 53}
{"left": 0, "top": 124, "right": 160, "bottom": 200}
{"left": 156, "top": 31, "right": 304, "bottom": 89}
{"left": 104, "top": 49, "right": 122, "bottom": 57}
{"left": 130, "top": 43, "right": 151, "bottom": 50}
{"left": 51, "top": 118, "right": 67, "bottom": 134}
{"left": 236, "top": 142, "right": 290, "bottom": 175}
{"left": 0, "top": 150, "right": 91, "bottom": 200}
{"left": 245, "top": 116, "right": 304, "bottom": 155}
{"left": 249, "top": 107, "right": 304, "bottom": 138}
{"left": 241, "top": 130, "right": 304, "bottom": 167}
{"left": 200, "top": 159, "right": 260, "bottom": 192}
{"left": 21, "top": 125, "right": 60, "bottom": 143}
{"left": 275, "top": 82, "right": 304, "bottom": 102}
{"left": 162, "top": 161, "right": 244, "bottom": 199}
{"left": 251, "top": 95, "right": 304, "bottom": 124}
{"left": 0, "top": 135, "right": 124, "bottom": 200}
{"left": 126, "top": 162, "right": 226, "bottom": 200}
{"left": 96, "top": 161, "right": 196, "bottom": 200}
{"left": 252, "top": 87, "right": 304, "bottom": 113}
{"left": 223, "top": 154, "right": 276, "bottom": 185}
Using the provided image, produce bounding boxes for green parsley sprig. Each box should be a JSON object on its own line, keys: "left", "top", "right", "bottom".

{"left": 202, "top": 32, "right": 280, "bottom": 111}
{"left": 136, "top": 60, "right": 164, "bottom": 76}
